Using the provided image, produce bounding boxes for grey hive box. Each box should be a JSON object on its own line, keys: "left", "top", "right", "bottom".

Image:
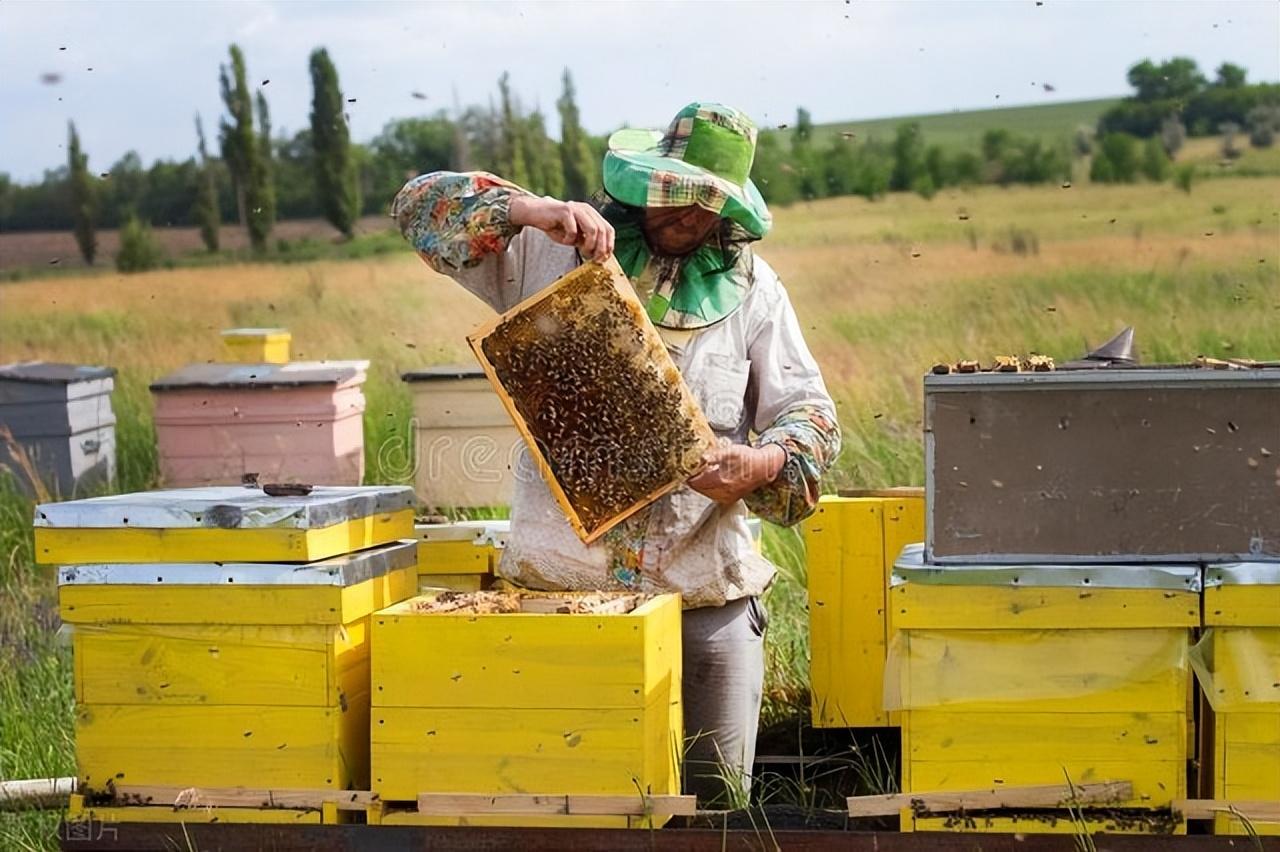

{"left": 926, "top": 367, "right": 1280, "bottom": 563}
{"left": 0, "top": 362, "right": 116, "bottom": 497}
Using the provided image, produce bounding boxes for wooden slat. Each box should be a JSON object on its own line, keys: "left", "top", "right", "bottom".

{"left": 415, "top": 793, "right": 696, "bottom": 816}
{"left": 1175, "top": 799, "right": 1280, "bottom": 821}
{"left": 112, "top": 785, "right": 377, "bottom": 812}
{"left": 0, "top": 777, "right": 76, "bottom": 810}
{"left": 848, "top": 780, "right": 1133, "bottom": 817}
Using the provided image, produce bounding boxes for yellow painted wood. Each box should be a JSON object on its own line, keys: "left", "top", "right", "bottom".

{"left": 223, "top": 330, "right": 292, "bottom": 364}
{"left": 381, "top": 811, "right": 643, "bottom": 829}
{"left": 905, "top": 711, "right": 1186, "bottom": 763}
{"left": 372, "top": 695, "right": 678, "bottom": 802}
{"left": 896, "top": 628, "right": 1190, "bottom": 713}
{"left": 1206, "top": 585, "right": 1280, "bottom": 627}
{"left": 72, "top": 805, "right": 322, "bottom": 825}
{"left": 415, "top": 539, "right": 492, "bottom": 575}
{"left": 892, "top": 583, "right": 1200, "bottom": 630}
{"left": 805, "top": 498, "right": 888, "bottom": 728}
{"left": 36, "top": 508, "right": 413, "bottom": 565}
{"left": 76, "top": 704, "right": 357, "bottom": 791}
{"left": 907, "top": 759, "right": 1185, "bottom": 805}
{"left": 372, "top": 594, "right": 679, "bottom": 709}
{"left": 1223, "top": 740, "right": 1280, "bottom": 799}
{"left": 418, "top": 574, "right": 486, "bottom": 593}
{"left": 61, "top": 566, "right": 415, "bottom": 625}
{"left": 910, "top": 813, "right": 1186, "bottom": 835}
{"left": 1222, "top": 712, "right": 1280, "bottom": 745}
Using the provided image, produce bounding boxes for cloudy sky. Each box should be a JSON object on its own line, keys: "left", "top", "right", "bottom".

{"left": 2, "top": 0, "right": 1277, "bottom": 182}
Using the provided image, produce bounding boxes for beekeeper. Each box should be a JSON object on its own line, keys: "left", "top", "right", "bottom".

{"left": 393, "top": 103, "right": 840, "bottom": 805}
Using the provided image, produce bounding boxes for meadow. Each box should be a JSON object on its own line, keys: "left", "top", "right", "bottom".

{"left": 1, "top": 174, "right": 1278, "bottom": 848}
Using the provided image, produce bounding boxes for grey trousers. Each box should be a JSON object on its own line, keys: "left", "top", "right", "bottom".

{"left": 681, "top": 596, "right": 768, "bottom": 806}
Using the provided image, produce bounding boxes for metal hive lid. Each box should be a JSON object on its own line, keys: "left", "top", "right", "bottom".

{"left": 56, "top": 538, "right": 417, "bottom": 587}
{"left": 415, "top": 519, "right": 510, "bottom": 547}
{"left": 149, "top": 360, "right": 368, "bottom": 390}
{"left": 401, "top": 365, "right": 487, "bottom": 382}
{"left": 893, "top": 543, "right": 1202, "bottom": 591}
{"left": 0, "top": 362, "right": 116, "bottom": 384}
{"left": 35, "top": 485, "right": 416, "bottom": 530}
{"left": 1204, "top": 562, "right": 1280, "bottom": 587}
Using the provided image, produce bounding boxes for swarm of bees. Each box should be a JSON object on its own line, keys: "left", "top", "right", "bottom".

{"left": 476, "top": 263, "right": 713, "bottom": 539}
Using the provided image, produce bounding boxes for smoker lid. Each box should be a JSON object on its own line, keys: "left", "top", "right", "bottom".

{"left": 150, "top": 360, "right": 368, "bottom": 390}
{"left": 34, "top": 484, "right": 415, "bottom": 530}
{"left": 401, "top": 365, "right": 487, "bottom": 382}
{"left": 0, "top": 362, "right": 116, "bottom": 384}
{"left": 56, "top": 538, "right": 417, "bottom": 587}
{"left": 893, "top": 543, "right": 1202, "bottom": 591}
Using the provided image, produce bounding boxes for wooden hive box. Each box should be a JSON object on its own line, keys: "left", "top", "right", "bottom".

{"left": 149, "top": 361, "right": 368, "bottom": 487}
{"left": 1199, "top": 562, "right": 1280, "bottom": 836}
{"left": 0, "top": 362, "right": 116, "bottom": 498}
{"left": 468, "top": 260, "right": 714, "bottom": 543}
{"left": 221, "top": 327, "right": 292, "bottom": 364}
{"left": 34, "top": 485, "right": 414, "bottom": 565}
{"left": 925, "top": 368, "right": 1280, "bottom": 564}
{"left": 889, "top": 544, "right": 1199, "bottom": 834}
{"left": 804, "top": 493, "right": 924, "bottom": 728}
{"left": 402, "top": 366, "right": 521, "bottom": 508}
{"left": 370, "top": 590, "right": 683, "bottom": 827}
{"left": 413, "top": 520, "right": 503, "bottom": 593}
{"left": 61, "top": 540, "right": 417, "bottom": 825}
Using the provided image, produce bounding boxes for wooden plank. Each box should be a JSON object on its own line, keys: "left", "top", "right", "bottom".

{"left": 36, "top": 509, "right": 413, "bottom": 565}
{"left": 892, "top": 583, "right": 1200, "bottom": 630}
{"left": 1205, "top": 586, "right": 1280, "bottom": 627}
{"left": 805, "top": 498, "right": 888, "bottom": 728}
{"left": 372, "top": 696, "right": 676, "bottom": 802}
{"left": 1176, "top": 799, "right": 1280, "bottom": 821}
{"left": 849, "top": 781, "right": 1133, "bottom": 817}
{"left": 75, "top": 704, "right": 354, "bottom": 791}
{"left": 0, "top": 776, "right": 75, "bottom": 810}
{"left": 416, "top": 540, "right": 491, "bottom": 575}
{"left": 415, "top": 793, "right": 695, "bottom": 816}
{"left": 466, "top": 259, "right": 714, "bottom": 544}
{"left": 906, "top": 711, "right": 1186, "bottom": 762}
{"left": 112, "top": 785, "right": 376, "bottom": 811}
{"left": 907, "top": 760, "right": 1183, "bottom": 805}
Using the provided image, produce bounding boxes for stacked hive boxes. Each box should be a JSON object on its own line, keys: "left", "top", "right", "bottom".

{"left": 1198, "top": 563, "right": 1280, "bottom": 836}
{"left": 35, "top": 485, "right": 416, "bottom": 825}
{"left": 369, "top": 591, "right": 683, "bottom": 827}
{"left": 891, "top": 545, "right": 1197, "bottom": 834}
{"left": 884, "top": 367, "right": 1280, "bottom": 834}
{"left": 413, "top": 520, "right": 503, "bottom": 592}
{"left": 804, "top": 492, "right": 924, "bottom": 728}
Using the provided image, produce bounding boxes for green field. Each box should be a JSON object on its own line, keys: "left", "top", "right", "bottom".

{"left": 1, "top": 170, "right": 1278, "bottom": 846}
{"left": 779, "top": 97, "right": 1120, "bottom": 149}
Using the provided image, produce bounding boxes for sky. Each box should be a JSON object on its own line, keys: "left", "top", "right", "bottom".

{"left": 2, "top": 0, "right": 1278, "bottom": 183}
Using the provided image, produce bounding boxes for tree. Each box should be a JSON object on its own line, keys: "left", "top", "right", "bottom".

{"left": 497, "top": 72, "right": 531, "bottom": 187}
{"left": 1215, "top": 63, "right": 1247, "bottom": 89}
{"left": 890, "top": 122, "right": 926, "bottom": 192}
{"left": 67, "top": 121, "right": 96, "bottom": 265}
{"left": 1140, "top": 137, "right": 1171, "bottom": 181}
{"left": 115, "top": 215, "right": 164, "bottom": 273}
{"left": 1126, "top": 57, "right": 1205, "bottom": 103}
{"left": 218, "top": 45, "right": 255, "bottom": 226}
{"left": 252, "top": 89, "right": 276, "bottom": 248}
{"left": 194, "top": 115, "right": 221, "bottom": 251}
{"left": 525, "top": 109, "right": 564, "bottom": 198}
{"left": 557, "top": 69, "right": 597, "bottom": 200}
{"left": 1247, "top": 104, "right": 1280, "bottom": 148}
{"left": 309, "top": 47, "right": 361, "bottom": 238}
{"left": 1090, "top": 133, "right": 1140, "bottom": 183}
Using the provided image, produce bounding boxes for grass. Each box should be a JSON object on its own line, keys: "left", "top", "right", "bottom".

{"left": 1, "top": 175, "right": 1278, "bottom": 848}
{"left": 782, "top": 97, "right": 1120, "bottom": 149}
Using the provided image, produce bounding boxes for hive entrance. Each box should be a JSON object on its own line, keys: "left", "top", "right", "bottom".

{"left": 469, "top": 261, "right": 714, "bottom": 542}
{"left": 409, "top": 590, "right": 646, "bottom": 615}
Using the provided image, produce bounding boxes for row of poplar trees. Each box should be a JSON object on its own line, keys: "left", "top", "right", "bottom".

{"left": 63, "top": 43, "right": 360, "bottom": 263}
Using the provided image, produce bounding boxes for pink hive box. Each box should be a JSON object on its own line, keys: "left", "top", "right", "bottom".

{"left": 150, "top": 361, "right": 368, "bottom": 487}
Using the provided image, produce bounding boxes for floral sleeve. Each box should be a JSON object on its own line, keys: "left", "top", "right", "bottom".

{"left": 391, "top": 171, "right": 528, "bottom": 273}
{"left": 744, "top": 406, "right": 841, "bottom": 526}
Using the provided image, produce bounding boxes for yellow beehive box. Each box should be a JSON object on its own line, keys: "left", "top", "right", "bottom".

{"left": 804, "top": 493, "right": 924, "bottom": 728}
{"left": 61, "top": 540, "right": 416, "bottom": 816}
{"left": 371, "top": 591, "right": 682, "bottom": 828}
{"left": 1199, "top": 562, "right": 1280, "bottom": 836}
{"left": 413, "top": 520, "right": 503, "bottom": 592}
{"left": 221, "top": 327, "right": 292, "bottom": 363}
{"left": 889, "top": 544, "right": 1198, "bottom": 835}
{"left": 34, "top": 485, "right": 415, "bottom": 565}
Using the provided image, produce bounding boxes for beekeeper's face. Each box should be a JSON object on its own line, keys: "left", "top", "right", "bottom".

{"left": 642, "top": 206, "right": 723, "bottom": 258}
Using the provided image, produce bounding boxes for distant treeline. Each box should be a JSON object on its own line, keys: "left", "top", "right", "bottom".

{"left": 1, "top": 53, "right": 1277, "bottom": 246}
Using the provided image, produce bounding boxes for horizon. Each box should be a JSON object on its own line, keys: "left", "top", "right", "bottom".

{"left": 2, "top": 1, "right": 1278, "bottom": 183}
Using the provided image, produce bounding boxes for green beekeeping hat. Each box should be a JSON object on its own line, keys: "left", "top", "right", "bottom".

{"left": 603, "top": 103, "right": 772, "bottom": 239}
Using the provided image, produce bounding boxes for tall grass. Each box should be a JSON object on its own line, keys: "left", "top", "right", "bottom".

{"left": 0, "top": 177, "right": 1276, "bottom": 846}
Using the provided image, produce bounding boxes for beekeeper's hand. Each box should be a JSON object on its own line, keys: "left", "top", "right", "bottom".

{"left": 509, "top": 196, "right": 615, "bottom": 262}
{"left": 688, "top": 443, "right": 788, "bottom": 505}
